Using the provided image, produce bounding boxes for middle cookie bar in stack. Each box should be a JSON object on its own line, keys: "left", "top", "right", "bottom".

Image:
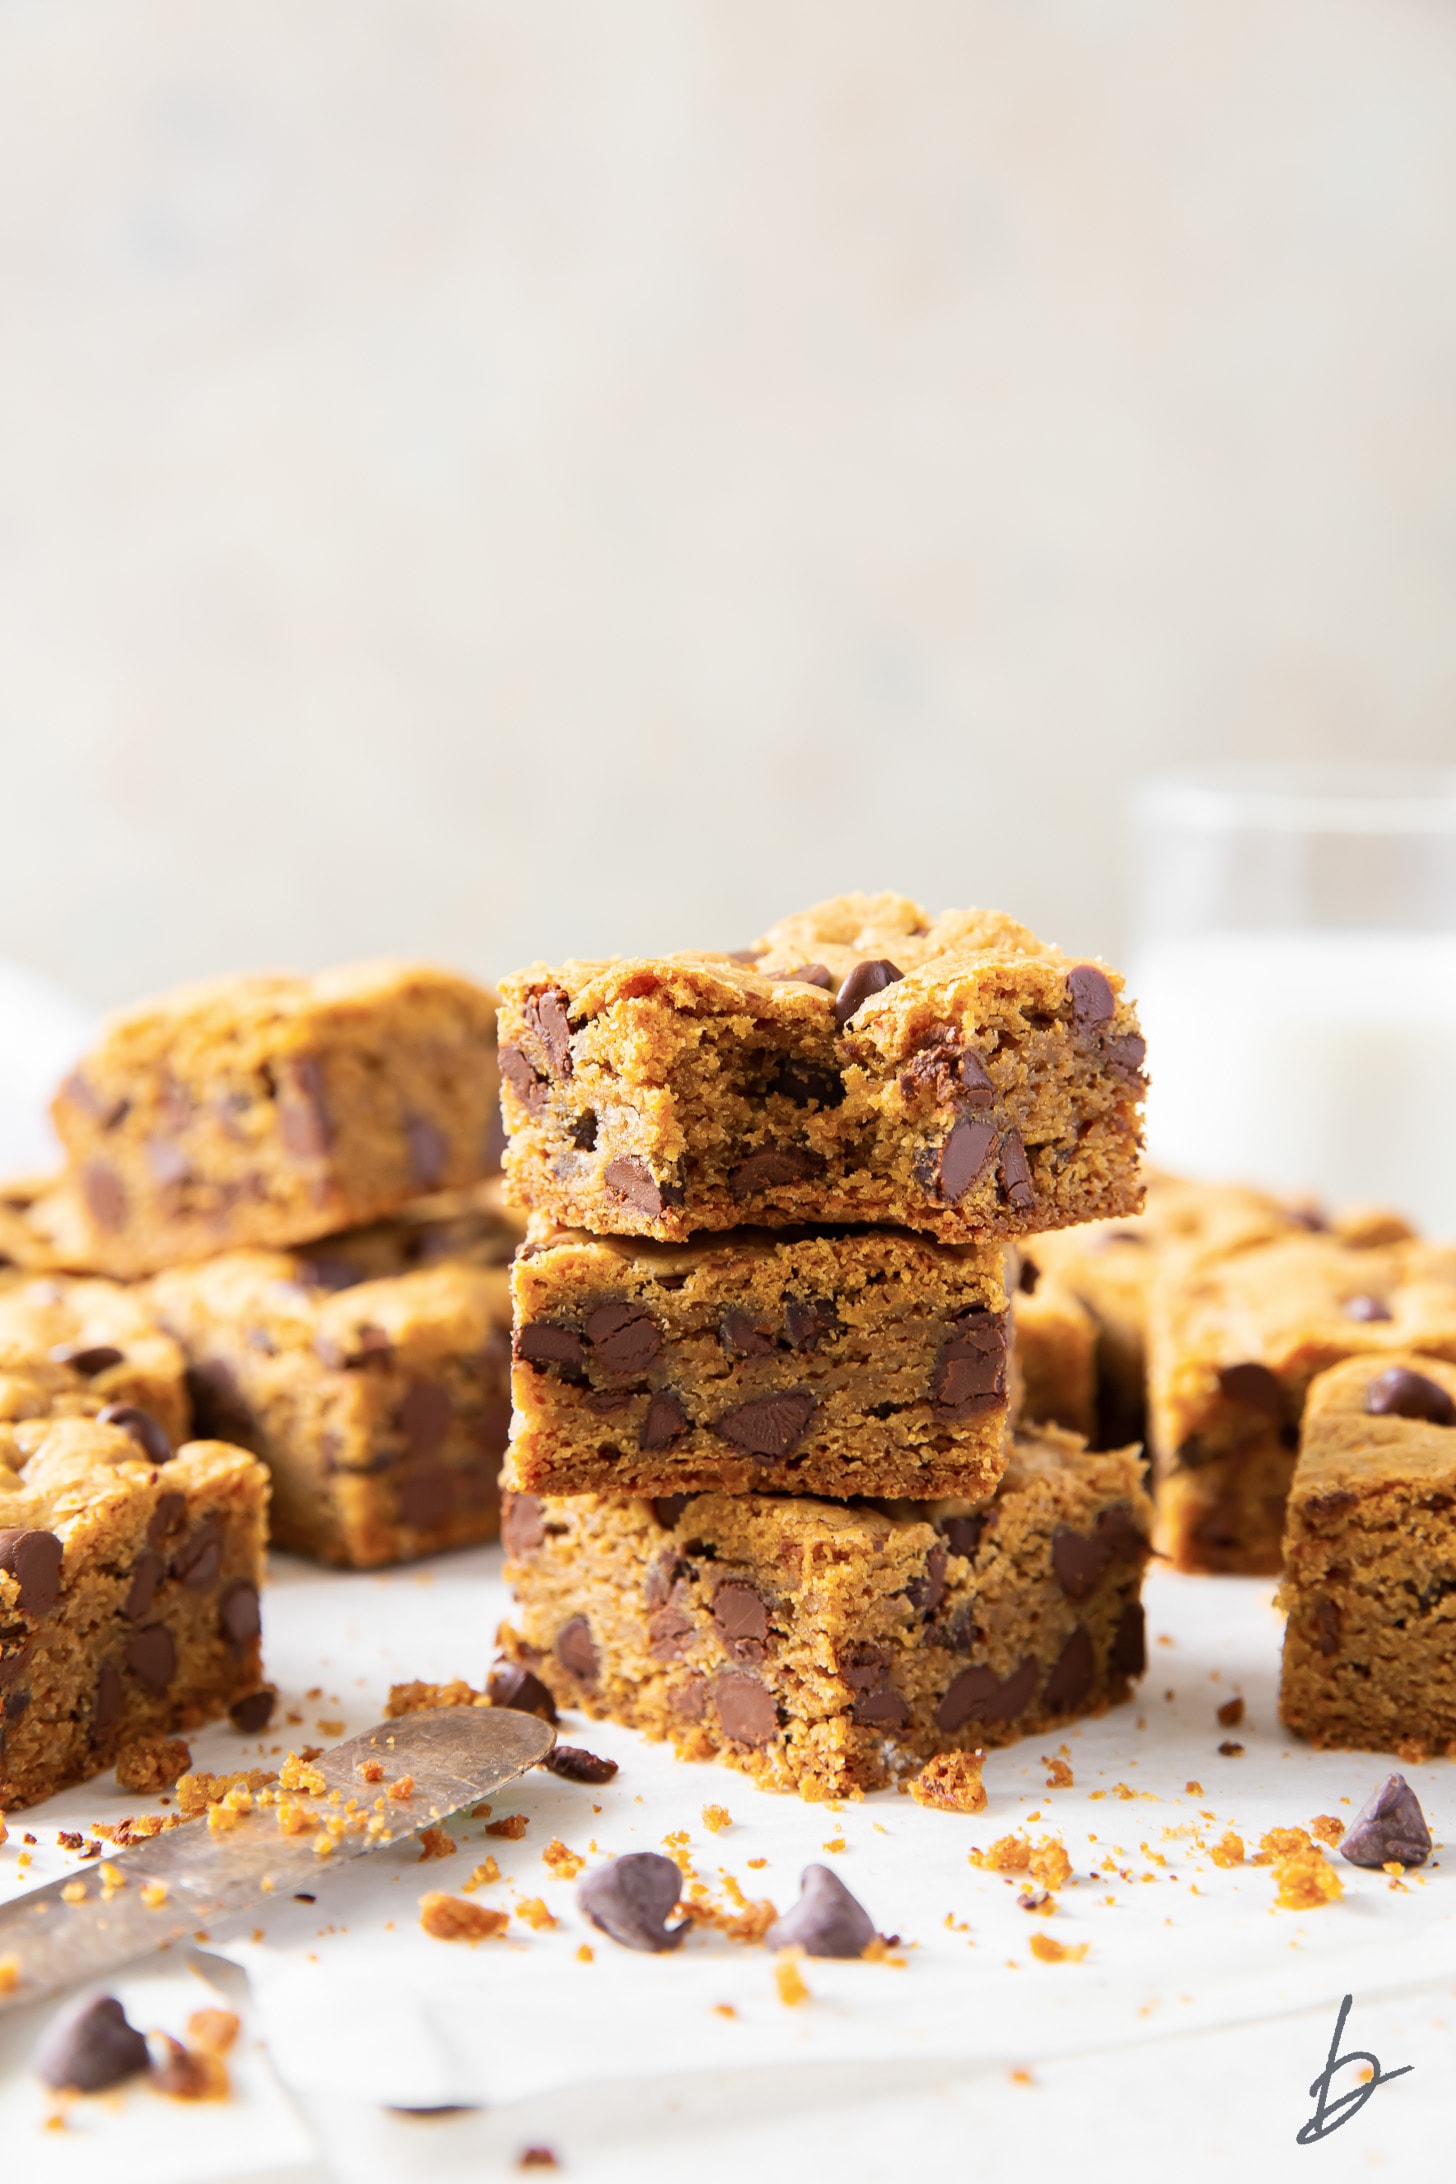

{"left": 498, "top": 891, "right": 1151, "bottom": 1794}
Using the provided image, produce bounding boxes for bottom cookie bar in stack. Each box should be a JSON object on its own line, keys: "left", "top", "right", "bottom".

{"left": 498, "top": 1425, "right": 1150, "bottom": 1801}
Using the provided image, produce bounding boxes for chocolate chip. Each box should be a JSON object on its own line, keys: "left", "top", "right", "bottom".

{"left": 1343, "top": 1294, "right": 1392, "bottom": 1322}
{"left": 998, "top": 1128, "right": 1036, "bottom": 1214}
{"left": 585, "top": 1303, "right": 661, "bottom": 1372}
{"left": 935, "top": 1656, "right": 1037, "bottom": 1733}
{"left": 276, "top": 1056, "right": 331, "bottom": 1158}
{"left": 712, "top": 1392, "right": 816, "bottom": 1460}
{"left": 173, "top": 1521, "right": 223, "bottom": 1590}
{"left": 720, "top": 1310, "right": 775, "bottom": 1359}
{"left": 185, "top": 1360, "right": 256, "bottom": 1442}
{"left": 0, "top": 1641, "right": 30, "bottom": 1688}
{"left": 571, "top": 1110, "right": 598, "bottom": 1150}
{"left": 1068, "top": 965, "right": 1115, "bottom": 1027}
{"left": 48, "top": 1342, "right": 124, "bottom": 1378}
{"left": 648, "top": 1601, "right": 697, "bottom": 1659}
{"left": 499, "top": 1045, "right": 548, "bottom": 1113}
{"left": 1104, "top": 1033, "right": 1147, "bottom": 1079}
{"left": 125, "top": 1623, "right": 176, "bottom": 1691}
{"left": 145, "top": 1135, "right": 191, "bottom": 1188}
{"left": 556, "top": 1616, "right": 600, "bottom": 1685}
{"left": 838, "top": 1641, "right": 894, "bottom": 1691}
{"left": 61, "top": 1070, "right": 127, "bottom": 1128}
{"left": 1313, "top": 1599, "right": 1341, "bottom": 1657}
{"left": 641, "top": 1390, "right": 691, "bottom": 1451}
{"left": 406, "top": 1115, "right": 448, "bottom": 1189}
{"left": 711, "top": 1581, "right": 770, "bottom": 1660}
{"left": 1216, "top": 1362, "right": 1283, "bottom": 1416}
{"left": 398, "top": 1381, "right": 453, "bottom": 1456}
{"left": 1366, "top": 1366, "right": 1456, "bottom": 1427}
{"left": 1051, "top": 1526, "right": 1113, "bottom": 1603}
{"left": 714, "top": 1670, "right": 776, "bottom": 1746}
{"left": 901, "top": 1041, "right": 995, "bottom": 1111}
{"left": 33, "top": 1994, "right": 150, "bottom": 2093}
{"left": 220, "top": 1580, "right": 261, "bottom": 1650}
{"left": 767, "top": 962, "right": 834, "bottom": 989}
{"left": 516, "top": 1321, "right": 587, "bottom": 1378}
{"left": 1340, "top": 1774, "right": 1432, "bottom": 1869}
{"left": 1017, "top": 1258, "right": 1040, "bottom": 1295}
{"left": 1043, "top": 1626, "right": 1094, "bottom": 1711}
{"left": 903, "top": 1542, "right": 948, "bottom": 1616}
{"left": 486, "top": 1661, "right": 558, "bottom": 1721}
{"left": 728, "top": 1147, "right": 820, "bottom": 1198}
{"left": 501, "top": 1494, "right": 545, "bottom": 1558}
{"left": 81, "top": 1159, "right": 127, "bottom": 1232}
{"left": 545, "top": 1745, "right": 619, "bottom": 1784}
{"left": 851, "top": 1685, "right": 910, "bottom": 1729}
{"left": 603, "top": 1157, "right": 665, "bottom": 1220}
{"left": 769, "top": 1059, "right": 845, "bottom": 1109}
{"left": 766, "top": 1866, "right": 875, "bottom": 1958}
{"left": 96, "top": 1404, "right": 173, "bottom": 1466}
{"left": 651, "top": 1494, "right": 691, "bottom": 1528}
{"left": 934, "top": 1116, "right": 997, "bottom": 1205}
{"left": 526, "top": 988, "right": 573, "bottom": 1075}
{"left": 147, "top": 1492, "right": 186, "bottom": 1547}
{"left": 1110, "top": 1600, "right": 1146, "bottom": 1677}
{"left": 578, "top": 1852, "right": 689, "bottom": 1952}
{"left": 230, "top": 1687, "right": 276, "bottom": 1733}
{"left": 939, "top": 1512, "right": 988, "bottom": 1560}
{"left": 930, "top": 1307, "right": 1007, "bottom": 1417}
{"left": 835, "top": 958, "right": 903, "bottom": 1028}
{"left": 784, "top": 1298, "right": 839, "bottom": 1351}
{"left": 123, "top": 1550, "right": 165, "bottom": 1622}
{"left": 0, "top": 1529, "right": 62, "bottom": 1616}
{"left": 398, "top": 1464, "right": 455, "bottom": 1530}
{"left": 92, "top": 1662, "right": 122, "bottom": 1740}
{"left": 1095, "top": 1503, "right": 1149, "bottom": 1561}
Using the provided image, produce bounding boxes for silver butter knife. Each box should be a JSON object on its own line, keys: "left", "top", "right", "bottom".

{"left": 0, "top": 1704, "right": 554, "bottom": 2011}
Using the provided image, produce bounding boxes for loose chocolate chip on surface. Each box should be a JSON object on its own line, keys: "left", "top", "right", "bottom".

{"left": 936, "top": 1116, "right": 997, "bottom": 1204}
{"left": 641, "top": 1390, "right": 691, "bottom": 1452}
{"left": 516, "top": 1321, "right": 587, "bottom": 1377}
{"left": 1043, "top": 1626, "right": 1095, "bottom": 1711}
{"left": 1366, "top": 1365, "right": 1456, "bottom": 1427}
{"left": 97, "top": 1404, "right": 174, "bottom": 1466}
{"left": 499, "top": 1045, "right": 548, "bottom": 1112}
{"left": 173, "top": 1521, "right": 224, "bottom": 1591}
{"left": 584, "top": 1303, "right": 661, "bottom": 1371}
{"left": 0, "top": 1528, "right": 63, "bottom": 1616}
{"left": 545, "top": 1745, "right": 619, "bottom": 1785}
{"left": 1110, "top": 1600, "right": 1146, "bottom": 1677}
{"left": 123, "top": 1551, "right": 166, "bottom": 1623}
{"left": 931, "top": 1308, "right": 1007, "bottom": 1417}
{"left": 1068, "top": 964, "right": 1115, "bottom": 1027}
{"left": 556, "top": 1615, "right": 600, "bottom": 1685}
{"left": 398, "top": 1465, "right": 455, "bottom": 1531}
{"left": 1340, "top": 1774, "right": 1432, "bottom": 1869}
{"left": 230, "top": 1687, "right": 277, "bottom": 1733}
{"left": 398, "top": 1380, "right": 454, "bottom": 1456}
{"left": 711, "top": 1580, "right": 770, "bottom": 1658}
{"left": 713, "top": 1392, "right": 816, "bottom": 1460}
{"left": 997, "top": 1129, "right": 1037, "bottom": 1214}
{"left": 526, "top": 988, "right": 574, "bottom": 1075}
{"left": 220, "top": 1580, "right": 261, "bottom": 1649}
{"left": 1051, "top": 1526, "right": 1114, "bottom": 1603}
{"left": 834, "top": 958, "right": 903, "bottom": 1028}
{"left": 1216, "top": 1361, "right": 1284, "bottom": 1416}
{"left": 501, "top": 1494, "right": 545, "bottom": 1558}
{"left": 49, "top": 1342, "right": 124, "bottom": 1378}
{"left": 766, "top": 1866, "right": 875, "bottom": 1959}
{"left": 276, "top": 1056, "right": 331, "bottom": 1159}
{"left": 784, "top": 1297, "right": 839, "bottom": 1351}
{"left": 720, "top": 1310, "right": 775, "bottom": 1358}
{"left": 714, "top": 1670, "right": 777, "bottom": 1746}
{"left": 651, "top": 1494, "right": 691, "bottom": 1528}
{"left": 405, "top": 1115, "right": 448, "bottom": 1190}
{"left": 851, "top": 1685, "right": 910, "bottom": 1730}
{"left": 727, "top": 1147, "right": 819, "bottom": 1198}
{"left": 486, "top": 1661, "right": 558, "bottom": 1721}
{"left": 34, "top": 1994, "right": 150, "bottom": 2093}
{"left": 578, "top": 1852, "right": 689, "bottom": 1952}
{"left": 81, "top": 1159, "right": 127, "bottom": 1233}
{"left": 603, "top": 1157, "right": 665, "bottom": 1220}
{"left": 1343, "top": 1293, "right": 1392, "bottom": 1322}
{"left": 125, "top": 1623, "right": 177, "bottom": 1691}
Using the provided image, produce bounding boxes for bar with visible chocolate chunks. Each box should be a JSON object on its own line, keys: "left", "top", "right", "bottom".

{"left": 497, "top": 1424, "right": 1150, "bottom": 1801}
{"left": 506, "top": 1222, "right": 1012, "bottom": 1502}
{"left": 497, "top": 893, "right": 1144, "bottom": 1247}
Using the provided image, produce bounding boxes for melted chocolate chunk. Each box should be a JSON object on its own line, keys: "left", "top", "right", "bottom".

{"left": 91, "top": 1661, "right": 122, "bottom": 1740}
{"left": 486, "top": 1661, "right": 558, "bottom": 1721}
{"left": 838, "top": 1641, "right": 894, "bottom": 1692}
{"left": 276, "top": 1056, "right": 331, "bottom": 1159}
{"left": 499, "top": 1044, "right": 548, "bottom": 1113}
{"left": 81, "top": 1159, "right": 127, "bottom": 1233}
{"left": 48, "top": 1342, "right": 124, "bottom": 1378}
{"left": 0, "top": 1528, "right": 62, "bottom": 1616}
{"left": 711, "top": 1580, "right": 770, "bottom": 1660}
{"left": 123, "top": 1550, "right": 165, "bottom": 1623}
{"left": 173, "top": 1522, "right": 223, "bottom": 1590}
{"left": 904, "top": 1543, "right": 948, "bottom": 1617}
{"left": 641, "top": 1389, "right": 691, "bottom": 1451}
{"left": 34, "top": 1994, "right": 150, "bottom": 2093}
{"left": 997, "top": 1129, "right": 1036, "bottom": 1214}
{"left": 727, "top": 1147, "right": 820, "bottom": 1198}
{"left": 1110, "top": 1600, "right": 1146, "bottom": 1677}
{"left": 930, "top": 1308, "right": 1007, "bottom": 1417}
{"left": 935, "top": 1116, "right": 997, "bottom": 1204}
{"left": 526, "top": 988, "right": 574, "bottom": 1075}
{"left": 935, "top": 1656, "right": 1038, "bottom": 1733}
{"left": 939, "top": 1512, "right": 988, "bottom": 1561}
{"left": 769, "top": 1059, "right": 845, "bottom": 1109}
{"left": 556, "top": 1615, "right": 600, "bottom": 1685}
{"left": 398, "top": 1381, "right": 453, "bottom": 1456}
{"left": 397, "top": 1465, "right": 455, "bottom": 1530}
{"left": 1043, "top": 1626, "right": 1094, "bottom": 1712}
{"left": 784, "top": 1297, "right": 839, "bottom": 1351}
{"left": 603, "top": 1157, "right": 665, "bottom": 1220}
{"left": 651, "top": 1494, "right": 691, "bottom": 1529}
{"left": 545, "top": 1745, "right": 619, "bottom": 1784}
{"left": 647, "top": 1600, "right": 697, "bottom": 1659}
{"left": 572, "top": 1110, "right": 599, "bottom": 1150}
{"left": 714, "top": 1670, "right": 777, "bottom": 1746}
{"left": 1068, "top": 964, "right": 1115, "bottom": 1027}
{"left": 1216, "top": 1361, "right": 1284, "bottom": 1416}
{"left": 405, "top": 1115, "right": 448, "bottom": 1189}
{"left": 515, "top": 1321, "right": 587, "bottom": 1378}
{"left": 765, "top": 1865, "right": 875, "bottom": 1959}
{"left": 835, "top": 958, "right": 903, "bottom": 1028}
{"left": 850, "top": 1685, "right": 910, "bottom": 1730}
{"left": 584, "top": 1303, "right": 661, "bottom": 1372}
{"left": 1050, "top": 1525, "right": 1113, "bottom": 1603}
{"left": 219, "top": 1580, "right": 261, "bottom": 1650}
{"left": 712, "top": 1392, "right": 816, "bottom": 1460}
{"left": 60, "top": 1070, "right": 127, "bottom": 1128}
{"left": 1340, "top": 1774, "right": 1432, "bottom": 1869}
{"left": 1104, "top": 1032, "right": 1147, "bottom": 1079}
{"left": 900, "top": 1041, "right": 995, "bottom": 1111}
{"left": 720, "top": 1310, "right": 775, "bottom": 1359}
{"left": 1365, "top": 1366, "right": 1456, "bottom": 1427}
{"left": 501, "top": 1494, "right": 545, "bottom": 1558}
{"left": 125, "top": 1623, "right": 176, "bottom": 1691}
{"left": 96, "top": 1404, "right": 173, "bottom": 1466}
{"left": 230, "top": 1687, "right": 277, "bottom": 1733}
{"left": 578, "top": 1852, "right": 688, "bottom": 1952}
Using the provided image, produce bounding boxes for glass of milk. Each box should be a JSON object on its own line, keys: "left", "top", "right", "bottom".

{"left": 1130, "top": 764, "right": 1456, "bottom": 1232}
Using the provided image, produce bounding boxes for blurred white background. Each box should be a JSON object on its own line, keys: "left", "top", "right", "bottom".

{"left": 1, "top": 0, "right": 1454, "bottom": 1008}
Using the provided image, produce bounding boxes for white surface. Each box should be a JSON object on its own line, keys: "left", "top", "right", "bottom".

{"left": 0, "top": 959, "right": 94, "bottom": 1176}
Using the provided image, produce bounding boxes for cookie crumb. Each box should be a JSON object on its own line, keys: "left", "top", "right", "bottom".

{"left": 1029, "top": 1932, "right": 1088, "bottom": 1964}
{"left": 1209, "top": 1833, "right": 1244, "bottom": 1868}
{"left": 419, "top": 1893, "right": 509, "bottom": 1942}
{"left": 1216, "top": 1697, "right": 1245, "bottom": 1729}
{"left": 910, "top": 1751, "right": 987, "bottom": 1814}
{"left": 775, "top": 1954, "right": 810, "bottom": 2007}
{"left": 542, "top": 1839, "right": 584, "bottom": 1880}
{"left": 462, "top": 1858, "right": 501, "bottom": 1892}
{"left": 487, "top": 1814, "right": 529, "bottom": 1840}
{"left": 417, "top": 1827, "right": 456, "bottom": 1862}
{"left": 515, "top": 1897, "right": 557, "bottom": 1930}
{"left": 115, "top": 1739, "right": 191, "bottom": 1793}
{"left": 702, "top": 1805, "right": 732, "bottom": 1834}
{"left": 1043, "top": 1757, "right": 1074, "bottom": 1790}
{"left": 1311, "top": 1815, "right": 1346, "bottom": 1846}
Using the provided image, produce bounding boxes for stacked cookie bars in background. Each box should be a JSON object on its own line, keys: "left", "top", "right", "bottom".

{"left": 2, "top": 961, "right": 514, "bottom": 1810}
{"left": 495, "top": 894, "right": 1155, "bottom": 1799}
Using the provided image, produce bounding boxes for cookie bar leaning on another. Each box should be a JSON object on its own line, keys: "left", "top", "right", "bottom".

{"left": 498, "top": 892, "right": 1145, "bottom": 1246}
{"left": 152, "top": 1253, "right": 512, "bottom": 1568}
{"left": 497, "top": 1426, "right": 1150, "bottom": 1802}
{"left": 0, "top": 1416, "right": 268, "bottom": 1809}
{"left": 506, "top": 1223, "right": 1012, "bottom": 1502}
{"left": 1280, "top": 1354, "right": 1456, "bottom": 1761}
{"left": 51, "top": 961, "right": 502, "bottom": 1277}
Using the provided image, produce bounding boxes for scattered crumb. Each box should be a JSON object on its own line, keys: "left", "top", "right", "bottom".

{"left": 1274, "top": 1856, "right": 1343, "bottom": 1911}
{"left": 358, "top": 1760, "right": 385, "bottom": 1784}
{"left": 1311, "top": 1816, "right": 1346, "bottom": 1846}
{"left": 386, "top": 1678, "right": 483, "bottom": 1717}
{"left": 487, "top": 1814, "right": 530, "bottom": 1840}
{"left": 176, "top": 1770, "right": 276, "bottom": 1818}
{"left": 542, "top": 1839, "right": 585, "bottom": 1880}
{"left": 1210, "top": 1833, "right": 1245, "bottom": 1868}
{"left": 0, "top": 1957, "right": 18, "bottom": 1996}
{"left": 141, "top": 1880, "right": 169, "bottom": 1909}
{"left": 747, "top": 1857, "right": 767, "bottom": 1870}
{"left": 417, "top": 1827, "right": 457, "bottom": 1862}
{"left": 910, "top": 1751, "right": 987, "bottom": 1814}
{"left": 116, "top": 1739, "right": 192, "bottom": 1793}
{"left": 1017, "top": 1888, "right": 1053, "bottom": 1915}
{"left": 685, "top": 1873, "right": 778, "bottom": 1944}
{"left": 775, "top": 1954, "right": 810, "bottom": 2007}
{"left": 576, "top": 1944, "right": 593, "bottom": 1963}
{"left": 713, "top": 2003, "right": 737, "bottom": 2018}
{"left": 702, "top": 1805, "right": 732, "bottom": 1834}
{"left": 149, "top": 2034, "right": 230, "bottom": 2102}
{"left": 60, "top": 1881, "right": 87, "bottom": 1905}
{"left": 517, "top": 2150, "right": 559, "bottom": 2171}
{"left": 1217, "top": 1697, "right": 1245, "bottom": 1729}
{"left": 969, "top": 1833, "right": 1071, "bottom": 1890}
{"left": 515, "top": 1897, "right": 557, "bottom": 1930}
{"left": 419, "top": 1892, "right": 509, "bottom": 1942}
{"left": 1185, "top": 1782, "right": 1203, "bottom": 1796}
{"left": 317, "top": 1720, "right": 345, "bottom": 1738}
{"left": 1253, "top": 1828, "right": 1317, "bottom": 1866}
{"left": 822, "top": 1837, "right": 847, "bottom": 1854}
{"left": 387, "top": 1776, "right": 416, "bottom": 1803}
{"left": 280, "top": 1752, "right": 327, "bottom": 1793}
{"left": 1043, "top": 1757, "right": 1074, "bottom": 1790}
{"left": 187, "top": 2009, "right": 241, "bottom": 2057}
{"left": 1010, "top": 2069, "right": 1034, "bottom": 2087}
{"left": 462, "top": 1858, "right": 501, "bottom": 1893}
{"left": 1218, "top": 1742, "right": 1245, "bottom": 1758}
{"left": 1029, "top": 1932, "right": 1089, "bottom": 1964}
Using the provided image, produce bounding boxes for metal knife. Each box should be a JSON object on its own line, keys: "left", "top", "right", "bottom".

{"left": 0, "top": 1704, "right": 555, "bottom": 2011}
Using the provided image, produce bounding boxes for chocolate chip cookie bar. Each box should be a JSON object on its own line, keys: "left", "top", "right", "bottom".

{"left": 0, "top": 1277, "right": 190, "bottom": 1447}
{"left": 1012, "top": 1267, "right": 1096, "bottom": 1440}
{"left": 0, "top": 1416, "right": 268, "bottom": 1809}
{"left": 498, "top": 1425, "right": 1151, "bottom": 1800}
{"left": 498, "top": 892, "right": 1145, "bottom": 1245}
{"left": 506, "top": 1223, "right": 1011, "bottom": 1501}
{"left": 1280, "top": 1355, "right": 1456, "bottom": 1759}
{"left": 52, "top": 961, "right": 501, "bottom": 1277}
{"left": 1147, "top": 1234, "right": 1456, "bottom": 1576}
{"left": 152, "top": 1252, "right": 512, "bottom": 1567}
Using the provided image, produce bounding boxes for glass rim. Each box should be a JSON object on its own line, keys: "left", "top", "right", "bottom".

{"left": 1135, "top": 762, "right": 1456, "bottom": 836}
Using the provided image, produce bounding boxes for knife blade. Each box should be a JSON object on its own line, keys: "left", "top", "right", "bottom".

{"left": 0, "top": 1704, "right": 555, "bottom": 2011}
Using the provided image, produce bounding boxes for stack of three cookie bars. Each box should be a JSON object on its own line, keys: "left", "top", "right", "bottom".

{"left": 2, "top": 961, "right": 515, "bottom": 1807}
{"left": 493, "top": 892, "right": 1156, "bottom": 1799}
